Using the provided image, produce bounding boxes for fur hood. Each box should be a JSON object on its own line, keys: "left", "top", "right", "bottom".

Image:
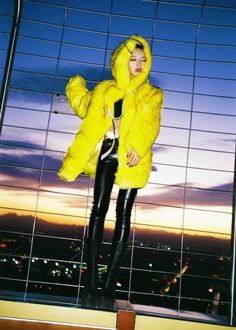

{"left": 110, "top": 35, "right": 152, "bottom": 90}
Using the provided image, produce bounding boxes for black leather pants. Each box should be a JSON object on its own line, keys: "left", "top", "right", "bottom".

{"left": 88, "top": 138, "right": 137, "bottom": 243}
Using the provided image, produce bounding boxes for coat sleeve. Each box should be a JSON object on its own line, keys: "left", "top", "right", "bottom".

{"left": 125, "top": 88, "right": 163, "bottom": 158}
{"left": 58, "top": 80, "right": 111, "bottom": 182}
{"left": 65, "top": 75, "right": 92, "bottom": 119}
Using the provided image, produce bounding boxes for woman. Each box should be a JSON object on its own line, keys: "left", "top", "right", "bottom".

{"left": 58, "top": 35, "right": 163, "bottom": 310}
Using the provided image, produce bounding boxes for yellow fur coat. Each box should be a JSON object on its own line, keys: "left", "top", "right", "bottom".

{"left": 58, "top": 35, "right": 163, "bottom": 189}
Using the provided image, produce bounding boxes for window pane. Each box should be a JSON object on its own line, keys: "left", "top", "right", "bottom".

{"left": 111, "top": 16, "right": 153, "bottom": 37}
{"left": 158, "top": 3, "right": 201, "bottom": 23}
{"left": 155, "top": 21, "right": 198, "bottom": 42}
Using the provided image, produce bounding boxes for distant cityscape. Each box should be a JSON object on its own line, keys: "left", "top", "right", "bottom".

{"left": 0, "top": 212, "right": 232, "bottom": 318}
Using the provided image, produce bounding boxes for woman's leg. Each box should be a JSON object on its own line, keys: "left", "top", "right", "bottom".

{"left": 100, "top": 188, "right": 137, "bottom": 309}
{"left": 81, "top": 140, "right": 118, "bottom": 307}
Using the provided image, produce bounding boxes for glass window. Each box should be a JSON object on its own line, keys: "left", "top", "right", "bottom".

{"left": 10, "top": 71, "right": 55, "bottom": 93}
{"left": 67, "top": 0, "right": 111, "bottom": 13}
{"left": 16, "top": 36, "right": 60, "bottom": 57}
{"left": 20, "top": 19, "right": 63, "bottom": 41}
{"left": 0, "top": 0, "right": 235, "bottom": 323}
{"left": 186, "top": 167, "right": 234, "bottom": 191}
{"left": 155, "top": 21, "right": 198, "bottom": 42}
{"left": 0, "top": 255, "right": 29, "bottom": 279}
{"left": 0, "top": 209, "right": 35, "bottom": 233}
{"left": 4, "top": 107, "right": 50, "bottom": 129}
{"left": 66, "top": 9, "right": 109, "bottom": 33}
{"left": 14, "top": 53, "right": 58, "bottom": 75}
{"left": 149, "top": 163, "right": 187, "bottom": 186}
{"left": 135, "top": 202, "right": 184, "bottom": 229}
{"left": 161, "top": 109, "right": 191, "bottom": 129}
{"left": 158, "top": 3, "right": 201, "bottom": 23}
{"left": 183, "top": 208, "right": 232, "bottom": 234}
{"left": 0, "top": 185, "right": 38, "bottom": 211}
{"left": 153, "top": 56, "right": 194, "bottom": 75}
{"left": 160, "top": 0, "right": 203, "bottom": 5}
{"left": 22, "top": 1, "right": 65, "bottom": 25}
{"left": 185, "top": 187, "right": 233, "bottom": 212}
{"left": 0, "top": 0, "right": 15, "bottom": 15}
{"left": 190, "top": 130, "right": 235, "bottom": 152}
{"left": 195, "top": 77, "right": 236, "bottom": 97}
{"left": 7, "top": 89, "right": 52, "bottom": 112}
{"left": 152, "top": 72, "right": 193, "bottom": 93}
{"left": 153, "top": 144, "right": 188, "bottom": 166}
{"left": 36, "top": 191, "right": 88, "bottom": 217}
{"left": 0, "top": 164, "right": 41, "bottom": 190}
{"left": 46, "top": 131, "right": 74, "bottom": 152}
{"left": 193, "top": 94, "right": 236, "bottom": 116}
{"left": 157, "top": 127, "right": 190, "bottom": 147}
{"left": 205, "top": 0, "right": 236, "bottom": 7}
{"left": 0, "top": 50, "right": 7, "bottom": 67}
{"left": 0, "top": 15, "right": 13, "bottom": 32}
{"left": 0, "top": 33, "right": 10, "bottom": 50}
{"left": 57, "top": 60, "right": 103, "bottom": 81}
{"left": 202, "top": 7, "right": 236, "bottom": 27}
{"left": 110, "top": 16, "right": 153, "bottom": 37}
{"left": 183, "top": 230, "right": 231, "bottom": 255}
{"left": 136, "top": 183, "right": 185, "bottom": 208}
{"left": 26, "top": 281, "right": 78, "bottom": 304}
{"left": 196, "top": 44, "right": 236, "bottom": 62}
{"left": 192, "top": 112, "right": 236, "bottom": 134}
{"left": 152, "top": 39, "right": 195, "bottom": 59}
{"left": 196, "top": 60, "right": 236, "bottom": 79}
{"left": 34, "top": 212, "right": 86, "bottom": 239}
{"left": 188, "top": 148, "right": 234, "bottom": 171}
{"left": 60, "top": 44, "right": 105, "bottom": 65}
{"left": 0, "top": 278, "right": 26, "bottom": 300}
{"left": 163, "top": 91, "right": 193, "bottom": 111}
{"left": 1, "top": 126, "right": 47, "bottom": 149}
{"left": 48, "top": 112, "right": 80, "bottom": 133}
{"left": 0, "top": 145, "right": 44, "bottom": 168}
{"left": 198, "top": 26, "right": 236, "bottom": 45}
{"left": 112, "top": 0, "right": 156, "bottom": 18}
{"left": 63, "top": 28, "right": 107, "bottom": 48}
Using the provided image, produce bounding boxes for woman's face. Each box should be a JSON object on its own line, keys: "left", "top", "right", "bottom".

{"left": 129, "top": 48, "right": 146, "bottom": 77}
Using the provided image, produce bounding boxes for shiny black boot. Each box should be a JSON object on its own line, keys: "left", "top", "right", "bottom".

{"left": 99, "top": 240, "right": 127, "bottom": 311}
{"left": 80, "top": 238, "right": 101, "bottom": 308}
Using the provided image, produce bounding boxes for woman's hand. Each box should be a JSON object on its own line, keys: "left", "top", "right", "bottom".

{"left": 127, "top": 148, "right": 140, "bottom": 167}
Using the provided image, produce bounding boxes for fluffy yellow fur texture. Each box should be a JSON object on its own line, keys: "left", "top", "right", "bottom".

{"left": 58, "top": 35, "right": 163, "bottom": 188}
